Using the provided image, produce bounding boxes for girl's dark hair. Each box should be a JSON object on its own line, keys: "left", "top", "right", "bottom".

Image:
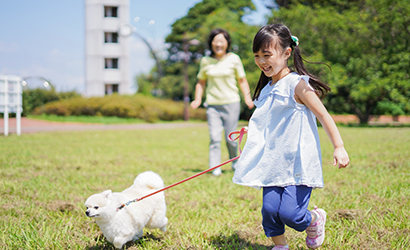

{"left": 207, "top": 28, "right": 231, "bottom": 57}
{"left": 252, "top": 24, "right": 331, "bottom": 100}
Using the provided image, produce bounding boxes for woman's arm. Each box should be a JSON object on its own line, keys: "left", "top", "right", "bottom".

{"left": 190, "top": 79, "right": 206, "bottom": 109}
{"left": 238, "top": 77, "right": 254, "bottom": 109}
{"left": 295, "top": 80, "right": 350, "bottom": 169}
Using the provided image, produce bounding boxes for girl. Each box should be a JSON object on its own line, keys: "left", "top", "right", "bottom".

{"left": 191, "top": 28, "right": 254, "bottom": 176}
{"left": 232, "top": 24, "right": 349, "bottom": 249}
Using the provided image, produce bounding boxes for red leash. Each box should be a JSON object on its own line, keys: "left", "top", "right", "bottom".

{"left": 117, "top": 127, "right": 248, "bottom": 211}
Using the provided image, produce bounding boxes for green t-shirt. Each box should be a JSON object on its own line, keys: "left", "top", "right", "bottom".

{"left": 197, "top": 52, "right": 246, "bottom": 105}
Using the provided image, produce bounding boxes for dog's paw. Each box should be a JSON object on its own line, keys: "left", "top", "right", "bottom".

{"left": 113, "top": 236, "right": 129, "bottom": 249}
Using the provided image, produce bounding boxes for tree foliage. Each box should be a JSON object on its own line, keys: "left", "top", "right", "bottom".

{"left": 272, "top": 0, "right": 410, "bottom": 123}
{"left": 166, "top": 0, "right": 256, "bottom": 44}
{"left": 273, "top": 0, "right": 366, "bottom": 10}
{"left": 136, "top": 0, "right": 410, "bottom": 124}
{"left": 22, "top": 88, "right": 80, "bottom": 116}
{"left": 138, "top": 0, "right": 259, "bottom": 117}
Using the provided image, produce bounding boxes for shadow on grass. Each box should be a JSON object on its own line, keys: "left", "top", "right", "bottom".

{"left": 85, "top": 232, "right": 162, "bottom": 250}
{"left": 182, "top": 168, "right": 208, "bottom": 173}
{"left": 86, "top": 232, "right": 272, "bottom": 249}
{"left": 209, "top": 232, "right": 271, "bottom": 250}
{"left": 182, "top": 168, "right": 235, "bottom": 174}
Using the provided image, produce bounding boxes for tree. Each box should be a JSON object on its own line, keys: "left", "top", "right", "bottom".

{"left": 138, "top": 0, "right": 259, "bottom": 111}
{"left": 271, "top": 0, "right": 365, "bottom": 10}
{"left": 272, "top": 0, "right": 410, "bottom": 124}
{"left": 165, "top": 0, "right": 256, "bottom": 47}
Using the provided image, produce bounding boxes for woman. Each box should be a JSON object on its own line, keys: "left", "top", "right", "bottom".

{"left": 191, "top": 28, "right": 254, "bottom": 176}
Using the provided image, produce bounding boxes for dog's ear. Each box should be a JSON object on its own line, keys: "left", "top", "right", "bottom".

{"left": 102, "top": 190, "right": 112, "bottom": 199}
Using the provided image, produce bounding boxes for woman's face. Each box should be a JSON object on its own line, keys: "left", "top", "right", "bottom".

{"left": 211, "top": 33, "right": 228, "bottom": 58}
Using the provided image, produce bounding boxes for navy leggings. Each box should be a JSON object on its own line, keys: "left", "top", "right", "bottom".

{"left": 262, "top": 185, "right": 313, "bottom": 237}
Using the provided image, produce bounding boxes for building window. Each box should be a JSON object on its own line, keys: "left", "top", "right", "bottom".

{"left": 104, "top": 6, "right": 118, "bottom": 17}
{"left": 105, "top": 84, "right": 119, "bottom": 95}
{"left": 104, "top": 32, "right": 118, "bottom": 43}
{"left": 105, "top": 58, "right": 118, "bottom": 69}
{"left": 8, "top": 93, "right": 14, "bottom": 103}
{"left": 8, "top": 81, "right": 15, "bottom": 91}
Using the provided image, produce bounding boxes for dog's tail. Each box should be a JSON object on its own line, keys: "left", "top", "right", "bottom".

{"left": 133, "top": 171, "right": 165, "bottom": 190}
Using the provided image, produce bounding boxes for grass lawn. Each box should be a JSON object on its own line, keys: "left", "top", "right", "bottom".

{"left": 0, "top": 124, "right": 409, "bottom": 249}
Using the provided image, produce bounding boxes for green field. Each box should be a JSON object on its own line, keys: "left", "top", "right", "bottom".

{"left": 0, "top": 124, "right": 409, "bottom": 249}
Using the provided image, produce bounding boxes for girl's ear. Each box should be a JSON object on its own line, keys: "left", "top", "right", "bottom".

{"left": 284, "top": 47, "right": 292, "bottom": 60}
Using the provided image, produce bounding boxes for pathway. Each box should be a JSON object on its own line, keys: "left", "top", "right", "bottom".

{"left": 0, "top": 117, "right": 207, "bottom": 134}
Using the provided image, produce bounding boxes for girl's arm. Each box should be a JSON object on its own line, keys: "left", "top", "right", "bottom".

{"left": 295, "top": 79, "right": 350, "bottom": 169}
{"left": 190, "top": 79, "right": 206, "bottom": 109}
{"left": 238, "top": 77, "right": 254, "bottom": 109}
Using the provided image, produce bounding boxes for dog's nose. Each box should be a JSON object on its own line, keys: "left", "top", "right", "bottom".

{"left": 85, "top": 210, "right": 90, "bottom": 216}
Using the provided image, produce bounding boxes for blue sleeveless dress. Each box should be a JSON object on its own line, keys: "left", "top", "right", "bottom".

{"left": 232, "top": 73, "right": 324, "bottom": 189}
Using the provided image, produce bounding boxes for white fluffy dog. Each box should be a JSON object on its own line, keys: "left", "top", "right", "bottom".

{"left": 85, "top": 171, "right": 168, "bottom": 249}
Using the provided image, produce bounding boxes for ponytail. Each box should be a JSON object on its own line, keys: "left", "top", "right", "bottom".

{"left": 292, "top": 45, "right": 331, "bottom": 97}
{"left": 252, "top": 24, "right": 331, "bottom": 100}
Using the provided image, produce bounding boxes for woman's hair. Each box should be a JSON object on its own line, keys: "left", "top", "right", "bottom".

{"left": 207, "top": 28, "right": 231, "bottom": 56}
{"left": 252, "top": 23, "right": 331, "bottom": 100}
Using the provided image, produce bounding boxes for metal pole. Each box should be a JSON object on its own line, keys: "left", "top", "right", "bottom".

{"left": 183, "top": 38, "right": 189, "bottom": 121}
{"left": 16, "top": 78, "right": 21, "bottom": 136}
{"left": 4, "top": 76, "right": 8, "bottom": 136}
{"left": 133, "top": 32, "right": 163, "bottom": 86}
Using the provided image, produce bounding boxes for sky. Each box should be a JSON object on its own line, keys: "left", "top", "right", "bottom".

{"left": 0, "top": 0, "right": 271, "bottom": 94}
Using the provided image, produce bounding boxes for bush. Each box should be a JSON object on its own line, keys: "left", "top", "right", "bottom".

{"left": 33, "top": 94, "right": 207, "bottom": 122}
{"left": 22, "top": 89, "right": 81, "bottom": 116}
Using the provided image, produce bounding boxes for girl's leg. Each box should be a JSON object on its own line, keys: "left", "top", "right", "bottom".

{"left": 278, "top": 185, "right": 313, "bottom": 232}
{"left": 271, "top": 234, "right": 287, "bottom": 247}
{"left": 262, "top": 187, "right": 288, "bottom": 247}
{"left": 275, "top": 185, "right": 327, "bottom": 249}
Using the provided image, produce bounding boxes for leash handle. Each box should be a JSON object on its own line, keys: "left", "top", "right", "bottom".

{"left": 117, "top": 127, "right": 248, "bottom": 211}
{"left": 228, "top": 126, "right": 248, "bottom": 154}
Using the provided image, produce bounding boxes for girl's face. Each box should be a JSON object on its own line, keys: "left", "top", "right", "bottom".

{"left": 211, "top": 33, "right": 228, "bottom": 58}
{"left": 254, "top": 42, "right": 291, "bottom": 80}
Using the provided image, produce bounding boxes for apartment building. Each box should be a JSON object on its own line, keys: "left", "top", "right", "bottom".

{"left": 85, "top": 0, "right": 131, "bottom": 96}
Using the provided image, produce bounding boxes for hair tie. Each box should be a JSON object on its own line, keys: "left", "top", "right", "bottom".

{"left": 291, "top": 36, "right": 299, "bottom": 46}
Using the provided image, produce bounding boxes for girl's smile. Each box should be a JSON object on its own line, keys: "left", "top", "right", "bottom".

{"left": 254, "top": 44, "right": 291, "bottom": 83}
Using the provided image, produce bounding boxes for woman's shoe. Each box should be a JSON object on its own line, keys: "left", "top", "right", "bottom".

{"left": 212, "top": 168, "right": 222, "bottom": 176}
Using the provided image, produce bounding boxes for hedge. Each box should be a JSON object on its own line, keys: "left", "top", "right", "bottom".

{"left": 22, "top": 89, "right": 80, "bottom": 116}
{"left": 33, "top": 94, "right": 207, "bottom": 123}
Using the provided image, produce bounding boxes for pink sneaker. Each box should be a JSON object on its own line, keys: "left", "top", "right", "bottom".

{"left": 272, "top": 245, "right": 289, "bottom": 250}
{"left": 306, "top": 206, "right": 327, "bottom": 249}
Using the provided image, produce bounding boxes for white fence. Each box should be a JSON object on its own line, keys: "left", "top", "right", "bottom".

{"left": 0, "top": 75, "right": 23, "bottom": 136}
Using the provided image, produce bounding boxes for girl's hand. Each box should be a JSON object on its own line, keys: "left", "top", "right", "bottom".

{"left": 333, "top": 146, "right": 349, "bottom": 169}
